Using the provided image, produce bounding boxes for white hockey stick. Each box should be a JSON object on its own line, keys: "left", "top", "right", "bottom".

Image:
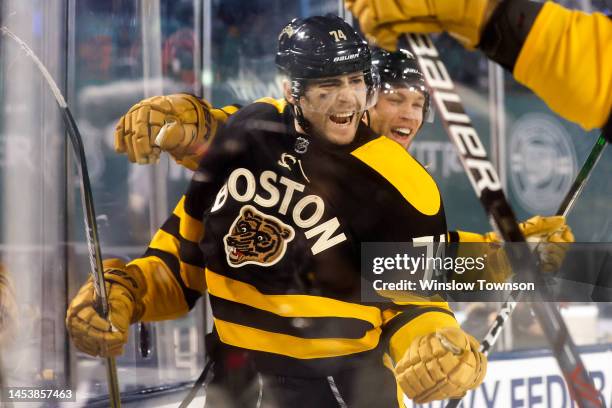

{"left": 1, "top": 26, "right": 122, "bottom": 407}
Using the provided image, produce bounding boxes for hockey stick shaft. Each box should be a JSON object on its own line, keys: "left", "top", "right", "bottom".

{"left": 445, "top": 132, "right": 608, "bottom": 408}
{"left": 178, "top": 359, "right": 214, "bottom": 408}
{"left": 1, "top": 26, "right": 121, "bottom": 407}
{"left": 400, "top": 33, "right": 602, "bottom": 408}
{"left": 558, "top": 134, "right": 607, "bottom": 218}
{"left": 481, "top": 133, "right": 607, "bottom": 356}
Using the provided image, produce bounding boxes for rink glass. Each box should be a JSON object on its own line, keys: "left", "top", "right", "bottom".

{"left": 0, "top": 0, "right": 611, "bottom": 405}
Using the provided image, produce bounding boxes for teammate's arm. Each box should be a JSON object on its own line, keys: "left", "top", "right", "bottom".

{"left": 66, "top": 112, "right": 249, "bottom": 357}
{"left": 65, "top": 194, "right": 208, "bottom": 357}
{"left": 131, "top": 105, "right": 252, "bottom": 319}
{"left": 114, "top": 93, "right": 240, "bottom": 169}
{"left": 346, "top": 0, "right": 612, "bottom": 130}
{"left": 129, "top": 195, "right": 207, "bottom": 321}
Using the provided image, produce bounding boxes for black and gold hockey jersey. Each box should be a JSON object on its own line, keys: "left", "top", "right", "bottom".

{"left": 130, "top": 97, "right": 459, "bottom": 377}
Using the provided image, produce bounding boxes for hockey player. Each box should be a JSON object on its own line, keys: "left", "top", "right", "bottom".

{"left": 368, "top": 47, "right": 573, "bottom": 271}
{"left": 111, "top": 48, "right": 423, "bottom": 163}
{"left": 112, "top": 42, "right": 574, "bottom": 291}
{"left": 368, "top": 47, "right": 429, "bottom": 150}
{"left": 68, "top": 16, "right": 488, "bottom": 406}
{"left": 345, "top": 0, "right": 612, "bottom": 132}
{"left": 113, "top": 43, "right": 572, "bottom": 272}
{"left": 367, "top": 47, "right": 574, "bottom": 282}
{"left": 112, "top": 48, "right": 427, "bottom": 162}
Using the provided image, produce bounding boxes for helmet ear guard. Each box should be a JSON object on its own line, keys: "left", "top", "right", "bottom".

{"left": 364, "top": 66, "right": 381, "bottom": 109}
{"left": 277, "top": 75, "right": 310, "bottom": 133}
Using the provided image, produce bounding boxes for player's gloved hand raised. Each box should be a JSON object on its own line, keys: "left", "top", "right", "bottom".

{"left": 65, "top": 259, "right": 147, "bottom": 357}
{"left": 395, "top": 327, "right": 487, "bottom": 403}
{"left": 484, "top": 215, "right": 575, "bottom": 272}
{"left": 345, "top": 0, "right": 497, "bottom": 50}
{"left": 114, "top": 94, "right": 218, "bottom": 170}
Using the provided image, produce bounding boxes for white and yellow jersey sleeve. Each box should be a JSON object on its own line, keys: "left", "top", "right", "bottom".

{"left": 513, "top": 2, "right": 612, "bottom": 130}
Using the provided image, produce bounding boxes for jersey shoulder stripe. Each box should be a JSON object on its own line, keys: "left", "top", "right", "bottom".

{"left": 254, "top": 97, "right": 287, "bottom": 113}
{"left": 350, "top": 136, "right": 441, "bottom": 216}
{"left": 222, "top": 97, "right": 288, "bottom": 132}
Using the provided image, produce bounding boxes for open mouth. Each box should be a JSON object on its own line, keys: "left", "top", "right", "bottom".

{"left": 391, "top": 127, "right": 413, "bottom": 139}
{"left": 228, "top": 246, "right": 244, "bottom": 262}
{"left": 329, "top": 112, "right": 355, "bottom": 126}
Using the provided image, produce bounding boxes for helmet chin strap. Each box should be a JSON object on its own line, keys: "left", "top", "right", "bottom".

{"left": 289, "top": 103, "right": 314, "bottom": 154}
{"left": 293, "top": 104, "right": 311, "bottom": 134}
{"left": 286, "top": 79, "right": 313, "bottom": 137}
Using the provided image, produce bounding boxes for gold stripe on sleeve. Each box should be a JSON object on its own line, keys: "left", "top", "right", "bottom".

{"left": 129, "top": 256, "right": 191, "bottom": 321}
{"left": 149, "top": 229, "right": 205, "bottom": 292}
{"left": 172, "top": 196, "right": 204, "bottom": 243}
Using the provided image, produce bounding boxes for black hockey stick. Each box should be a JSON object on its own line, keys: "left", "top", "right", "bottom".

{"left": 178, "top": 359, "right": 214, "bottom": 408}
{"left": 1, "top": 26, "right": 122, "bottom": 407}
{"left": 446, "top": 133, "right": 608, "bottom": 408}
{"left": 401, "top": 33, "right": 603, "bottom": 408}
{"left": 557, "top": 134, "right": 607, "bottom": 217}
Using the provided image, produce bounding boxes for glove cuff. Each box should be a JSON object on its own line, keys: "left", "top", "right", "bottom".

{"left": 171, "top": 94, "right": 217, "bottom": 170}
{"left": 102, "top": 259, "right": 147, "bottom": 323}
{"left": 455, "top": 230, "right": 499, "bottom": 243}
{"left": 478, "top": 0, "right": 544, "bottom": 70}
{"left": 181, "top": 93, "right": 217, "bottom": 146}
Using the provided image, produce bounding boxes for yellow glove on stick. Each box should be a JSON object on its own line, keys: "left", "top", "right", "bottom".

{"left": 65, "top": 259, "right": 147, "bottom": 357}
{"left": 485, "top": 215, "right": 575, "bottom": 273}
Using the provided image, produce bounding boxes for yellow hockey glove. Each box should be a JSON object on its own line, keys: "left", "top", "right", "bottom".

{"left": 485, "top": 215, "right": 575, "bottom": 273}
{"left": 65, "top": 259, "right": 147, "bottom": 357}
{"left": 395, "top": 327, "right": 487, "bottom": 404}
{"left": 114, "top": 94, "right": 219, "bottom": 170}
{"left": 0, "top": 264, "right": 18, "bottom": 347}
{"left": 345, "top": 0, "right": 497, "bottom": 49}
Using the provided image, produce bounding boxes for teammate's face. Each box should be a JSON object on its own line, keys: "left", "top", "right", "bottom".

{"left": 299, "top": 72, "right": 368, "bottom": 145}
{"left": 369, "top": 86, "right": 425, "bottom": 149}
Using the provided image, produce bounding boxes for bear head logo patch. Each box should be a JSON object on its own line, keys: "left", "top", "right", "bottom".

{"left": 224, "top": 205, "right": 295, "bottom": 267}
